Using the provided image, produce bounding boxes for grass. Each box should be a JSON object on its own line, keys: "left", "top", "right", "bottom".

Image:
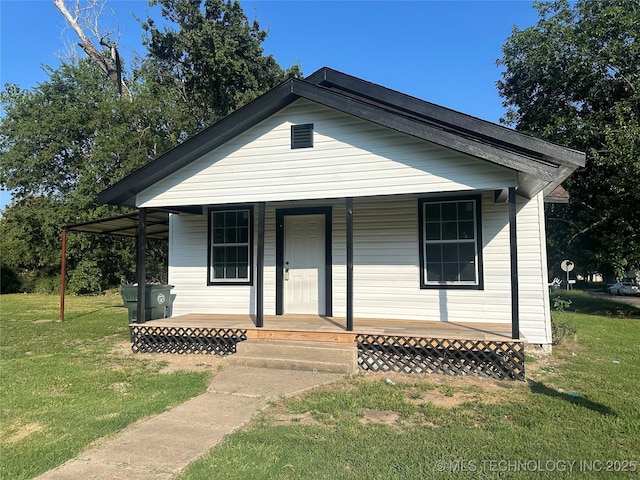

{"left": 2, "top": 292, "right": 638, "bottom": 479}
{"left": 550, "top": 289, "right": 640, "bottom": 318}
{"left": 178, "top": 291, "right": 640, "bottom": 480}
{"left": 0, "top": 293, "right": 211, "bottom": 480}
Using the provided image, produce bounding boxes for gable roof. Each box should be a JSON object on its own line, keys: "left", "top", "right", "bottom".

{"left": 98, "top": 67, "right": 585, "bottom": 207}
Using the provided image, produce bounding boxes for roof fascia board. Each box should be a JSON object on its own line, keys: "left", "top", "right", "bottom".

{"left": 307, "top": 68, "right": 586, "bottom": 168}
{"left": 544, "top": 194, "right": 570, "bottom": 204}
{"left": 292, "top": 81, "right": 559, "bottom": 182}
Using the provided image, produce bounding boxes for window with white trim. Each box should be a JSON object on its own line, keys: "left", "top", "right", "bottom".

{"left": 208, "top": 207, "right": 253, "bottom": 285}
{"left": 419, "top": 196, "right": 482, "bottom": 289}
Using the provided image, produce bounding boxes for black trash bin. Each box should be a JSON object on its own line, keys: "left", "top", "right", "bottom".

{"left": 121, "top": 284, "right": 174, "bottom": 323}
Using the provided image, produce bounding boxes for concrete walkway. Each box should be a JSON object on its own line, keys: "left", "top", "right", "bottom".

{"left": 36, "top": 366, "right": 344, "bottom": 480}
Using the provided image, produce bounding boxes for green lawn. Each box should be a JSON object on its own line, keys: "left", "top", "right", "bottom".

{"left": 179, "top": 291, "right": 640, "bottom": 479}
{"left": 0, "top": 294, "right": 211, "bottom": 480}
{"left": 2, "top": 292, "right": 639, "bottom": 479}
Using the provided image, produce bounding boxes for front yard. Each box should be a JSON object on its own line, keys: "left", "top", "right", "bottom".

{"left": 0, "top": 294, "right": 216, "bottom": 479}
{"left": 1, "top": 291, "right": 638, "bottom": 479}
{"left": 179, "top": 290, "right": 640, "bottom": 479}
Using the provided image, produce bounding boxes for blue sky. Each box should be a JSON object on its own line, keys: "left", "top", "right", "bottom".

{"left": 0, "top": 0, "right": 540, "bottom": 210}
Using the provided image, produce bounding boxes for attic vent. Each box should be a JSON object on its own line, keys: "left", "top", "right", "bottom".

{"left": 291, "top": 123, "right": 314, "bottom": 149}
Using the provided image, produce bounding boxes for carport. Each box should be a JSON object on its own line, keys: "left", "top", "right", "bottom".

{"left": 60, "top": 209, "right": 171, "bottom": 322}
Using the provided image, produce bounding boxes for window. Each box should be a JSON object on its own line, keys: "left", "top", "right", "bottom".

{"left": 208, "top": 206, "right": 253, "bottom": 285}
{"left": 418, "top": 196, "right": 483, "bottom": 289}
{"left": 291, "top": 123, "right": 314, "bottom": 149}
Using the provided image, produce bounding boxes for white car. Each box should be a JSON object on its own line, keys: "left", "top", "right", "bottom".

{"left": 607, "top": 281, "right": 640, "bottom": 296}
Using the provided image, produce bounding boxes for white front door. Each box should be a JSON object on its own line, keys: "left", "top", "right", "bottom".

{"left": 284, "top": 214, "right": 325, "bottom": 315}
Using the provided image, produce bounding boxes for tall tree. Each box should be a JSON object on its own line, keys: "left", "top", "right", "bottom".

{"left": 0, "top": 60, "right": 170, "bottom": 203}
{"left": 1, "top": 0, "right": 301, "bottom": 293}
{"left": 0, "top": 60, "right": 155, "bottom": 291}
{"left": 143, "top": 0, "right": 301, "bottom": 134}
{"left": 497, "top": 0, "right": 640, "bottom": 279}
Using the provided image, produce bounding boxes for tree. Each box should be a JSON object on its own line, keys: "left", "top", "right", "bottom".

{"left": 54, "top": 0, "right": 132, "bottom": 100}
{"left": 1, "top": 0, "right": 300, "bottom": 293}
{"left": 0, "top": 61, "right": 145, "bottom": 292}
{"left": 497, "top": 0, "right": 640, "bottom": 279}
{"left": 143, "top": 0, "right": 301, "bottom": 134}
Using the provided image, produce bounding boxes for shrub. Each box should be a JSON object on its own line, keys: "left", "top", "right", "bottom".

{"left": 68, "top": 260, "right": 104, "bottom": 295}
{"left": 552, "top": 296, "right": 572, "bottom": 312}
{"left": 16, "top": 272, "right": 36, "bottom": 293}
{"left": 551, "top": 316, "right": 577, "bottom": 345}
{"left": 33, "top": 275, "right": 61, "bottom": 295}
{"left": 0, "top": 262, "right": 21, "bottom": 293}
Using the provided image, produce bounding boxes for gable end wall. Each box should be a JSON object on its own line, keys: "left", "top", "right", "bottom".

{"left": 138, "top": 100, "right": 516, "bottom": 207}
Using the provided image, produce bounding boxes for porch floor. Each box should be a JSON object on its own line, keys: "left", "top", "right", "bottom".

{"left": 142, "top": 314, "right": 518, "bottom": 343}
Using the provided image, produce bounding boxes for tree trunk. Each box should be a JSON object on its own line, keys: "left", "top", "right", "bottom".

{"left": 53, "top": 0, "right": 132, "bottom": 101}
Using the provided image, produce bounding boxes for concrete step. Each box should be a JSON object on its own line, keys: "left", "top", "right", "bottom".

{"left": 236, "top": 340, "right": 357, "bottom": 362}
{"left": 226, "top": 340, "right": 358, "bottom": 374}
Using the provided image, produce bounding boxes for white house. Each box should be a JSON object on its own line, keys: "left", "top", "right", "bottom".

{"left": 98, "top": 67, "right": 585, "bottom": 351}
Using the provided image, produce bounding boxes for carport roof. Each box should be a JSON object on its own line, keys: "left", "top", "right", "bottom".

{"left": 64, "top": 210, "right": 170, "bottom": 240}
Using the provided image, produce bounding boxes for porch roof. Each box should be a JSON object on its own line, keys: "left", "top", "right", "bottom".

{"left": 64, "top": 210, "right": 168, "bottom": 240}
{"left": 98, "top": 67, "right": 585, "bottom": 208}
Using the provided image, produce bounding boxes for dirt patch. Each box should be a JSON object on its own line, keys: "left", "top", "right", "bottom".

{"left": 359, "top": 409, "right": 400, "bottom": 426}
{"left": 3, "top": 422, "right": 45, "bottom": 444}
{"left": 273, "top": 411, "right": 323, "bottom": 427}
{"left": 109, "top": 341, "right": 225, "bottom": 375}
{"left": 108, "top": 382, "right": 130, "bottom": 395}
{"left": 525, "top": 347, "right": 574, "bottom": 380}
{"left": 412, "top": 391, "right": 478, "bottom": 408}
{"left": 156, "top": 355, "right": 224, "bottom": 374}
{"left": 272, "top": 409, "right": 401, "bottom": 428}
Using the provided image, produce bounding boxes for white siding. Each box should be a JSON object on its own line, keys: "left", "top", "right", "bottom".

{"left": 169, "top": 213, "right": 255, "bottom": 315}
{"left": 138, "top": 99, "right": 516, "bottom": 207}
{"left": 342, "top": 193, "right": 512, "bottom": 323}
{"left": 168, "top": 193, "right": 532, "bottom": 332}
{"left": 516, "top": 192, "right": 552, "bottom": 344}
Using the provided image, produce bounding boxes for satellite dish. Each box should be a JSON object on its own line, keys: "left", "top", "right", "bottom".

{"left": 561, "top": 260, "right": 575, "bottom": 272}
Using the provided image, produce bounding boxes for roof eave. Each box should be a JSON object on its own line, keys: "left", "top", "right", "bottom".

{"left": 98, "top": 80, "right": 301, "bottom": 206}
{"left": 306, "top": 67, "right": 586, "bottom": 169}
